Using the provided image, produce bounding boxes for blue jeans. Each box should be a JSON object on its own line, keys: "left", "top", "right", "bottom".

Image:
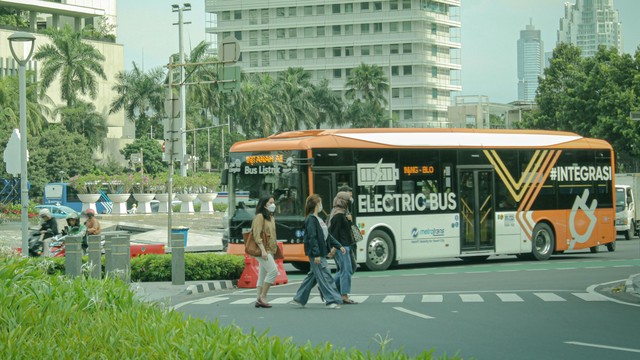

{"left": 293, "top": 257, "right": 343, "bottom": 305}
{"left": 333, "top": 246, "right": 353, "bottom": 295}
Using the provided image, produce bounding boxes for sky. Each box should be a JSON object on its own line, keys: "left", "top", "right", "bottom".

{"left": 118, "top": 0, "right": 640, "bottom": 104}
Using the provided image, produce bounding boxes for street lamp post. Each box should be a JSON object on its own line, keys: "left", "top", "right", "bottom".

{"left": 8, "top": 31, "right": 36, "bottom": 257}
{"left": 172, "top": 3, "right": 191, "bottom": 177}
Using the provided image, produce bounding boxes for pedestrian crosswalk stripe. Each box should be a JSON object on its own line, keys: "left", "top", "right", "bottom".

{"left": 349, "top": 295, "right": 369, "bottom": 303}
{"left": 534, "top": 292, "right": 566, "bottom": 301}
{"left": 460, "top": 294, "right": 484, "bottom": 302}
{"left": 422, "top": 295, "right": 443, "bottom": 302}
{"left": 192, "top": 297, "right": 228, "bottom": 305}
{"left": 231, "top": 298, "right": 257, "bottom": 305}
{"left": 308, "top": 296, "right": 324, "bottom": 304}
{"left": 382, "top": 295, "right": 405, "bottom": 303}
{"left": 269, "top": 297, "right": 294, "bottom": 304}
{"left": 572, "top": 292, "right": 608, "bottom": 301}
{"left": 497, "top": 293, "right": 524, "bottom": 302}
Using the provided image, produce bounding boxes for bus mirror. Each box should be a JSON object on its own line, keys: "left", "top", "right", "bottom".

{"left": 220, "top": 169, "right": 228, "bottom": 186}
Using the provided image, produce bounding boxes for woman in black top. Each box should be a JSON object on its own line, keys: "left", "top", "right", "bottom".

{"left": 328, "top": 191, "right": 357, "bottom": 304}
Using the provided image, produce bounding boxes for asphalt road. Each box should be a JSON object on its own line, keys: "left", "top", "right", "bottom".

{"left": 172, "top": 238, "right": 640, "bottom": 359}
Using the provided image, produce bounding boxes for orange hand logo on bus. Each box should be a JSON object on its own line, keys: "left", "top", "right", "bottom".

{"left": 569, "top": 189, "right": 598, "bottom": 250}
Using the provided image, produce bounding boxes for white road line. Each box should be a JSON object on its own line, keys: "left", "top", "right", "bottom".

{"left": 192, "top": 297, "right": 229, "bottom": 305}
{"left": 269, "top": 297, "right": 293, "bottom": 304}
{"left": 348, "top": 295, "right": 369, "bottom": 303}
{"left": 393, "top": 307, "right": 434, "bottom": 319}
{"left": 572, "top": 293, "right": 608, "bottom": 301}
{"left": 422, "top": 295, "right": 443, "bottom": 302}
{"left": 565, "top": 341, "right": 640, "bottom": 353}
{"left": 230, "top": 298, "right": 256, "bottom": 305}
{"left": 308, "top": 296, "right": 324, "bottom": 304}
{"left": 497, "top": 293, "right": 524, "bottom": 302}
{"left": 382, "top": 295, "right": 405, "bottom": 303}
{"left": 459, "top": 294, "right": 484, "bottom": 302}
{"left": 534, "top": 292, "right": 566, "bottom": 301}
{"left": 613, "top": 265, "right": 632, "bottom": 268}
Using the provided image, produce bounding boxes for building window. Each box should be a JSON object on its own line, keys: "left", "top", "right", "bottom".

{"left": 345, "top": 24, "right": 353, "bottom": 35}
{"left": 466, "top": 115, "right": 475, "bottom": 127}
{"left": 403, "top": 43, "right": 412, "bottom": 54}
{"left": 390, "top": 0, "right": 399, "bottom": 10}
{"left": 221, "top": 11, "right": 231, "bottom": 21}
{"left": 288, "top": 7, "right": 297, "bottom": 16}
{"left": 304, "top": 27, "right": 314, "bottom": 37}
{"left": 402, "top": 0, "right": 412, "bottom": 9}
{"left": 391, "top": 66, "right": 399, "bottom": 76}
{"left": 222, "top": 31, "right": 230, "bottom": 38}
{"left": 361, "top": 2, "right": 370, "bottom": 11}
{"left": 361, "top": 46, "right": 370, "bottom": 55}
{"left": 333, "top": 69, "right": 342, "bottom": 78}
{"left": 374, "top": 2, "right": 383, "bottom": 11}
{"left": 261, "top": 51, "right": 269, "bottom": 67}
{"left": 403, "top": 21, "right": 412, "bottom": 32}
{"left": 249, "top": 10, "right": 258, "bottom": 25}
{"left": 277, "top": 50, "right": 286, "bottom": 60}
{"left": 432, "top": 66, "right": 437, "bottom": 77}
{"left": 390, "top": 44, "right": 399, "bottom": 54}
{"left": 333, "top": 25, "right": 341, "bottom": 35}
{"left": 317, "top": 26, "right": 325, "bottom": 36}
{"left": 390, "top": 22, "right": 399, "bottom": 32}
{"left": 317, "top": 48, "right": 326, "bottom": 58}
{"left": 288, "top": 28, "right": 297, "bottom": 38}
{"left": 276, "top": 7, "right": 285, "bottom": 17}
{"left": 332, "top": 4, "right": 341, "bottom": 13}
{"left": 345, "top": 68, "right": 352, "bottom": 77}
{"left": 374, "top": 45, "right": 383, "bottom": 55}
{"left": 431, "top": 45, "right": 437, "bottom": 56}
{"left": 404, "top": 110, "right": 413, "bottom": 121}
{"left": 304, "top": 6, "right": 313, "bottom": 15}
{"left": 249, "top": 31, "right": 258, "bottom": 46}
{"left": 261, "top": 9, "right": 269, "bottom": 24}
{"left": 403, "top": 88, "right": 412, "bottom": 97}
{"left": 317, "top": 5, "right": 325, "bottom": 15}
{"left": 432, "top": 88, "right": 438, "bottom": 99}
{"left": 361, "top": 23, "right": 370, "bottom": 33}
{"left": 333, "top": 47, "right": 342, "bottom": 57}
{"left": 289, "top": 49, "right": 298, "bottom": 59}
{"left": 345, "top": 3, "right": 353, "bottom": 13}
{"left": 249, "top": 52, "right": 258, "bottom": 67}
{"left": 345, "top": 46, "right": 354, "bottom": 56}
{"left": 234, "top": 10, "right": 242, "bottom": 20}
{"left": 392, "top": 88, "right": 400, "bottom": 98}
{"left": 431, "top": 23, "right": 437, "bottom": 35}
{"left": 304, "top": 48, "right": 314, "bottom": 58}
{"left": 403, "top": 65, "right": 412, "bottom": 75}
{"left": 234, "top": 31, "right": 242, "bottom": 40}
{"left": 261, "top": 30, "right": 269, "bottom": 45}
{"left": 373, "top": 23, "right": 382, "bottom": 33}
{"left": 276, "top": 29, "right": 285, "bottom": 39}
{"left": 433, "top": 111, "right": 439, "bottom": 121}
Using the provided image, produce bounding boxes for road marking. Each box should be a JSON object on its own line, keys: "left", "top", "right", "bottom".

{"left": 534, "top": 292, "right": 566, "bottom": 301}
{"left": 269, "top": 297, "right": 294, "bottom": 304}
{"left": 348, "top": 295, "right": 369, "bottom": 303}
{"left": 382, "top": 295, "right": 405, "bottom": 303}
{"left": 459, "top": 294, "right": 483, "bottom": 302}
{"left": 497, "top": 293, "right": 524, "bottom": 302}
{"left": 565, "top": 341, "right": 640, "bottom": 353}
{"left": 192, "top": 297, "right": 228, "bottom": 305}
{"left": 393, "top": 307, "right": 434, "bottom": 319}
{"left": 230, "top": 298, "right": 256, "bottom": 305}
{"left": 308, "top": 296, "right": 324, "bottom": 304}
{"left": 422, "top": 295, "right": 443, "bottom": 302}
{"left": 572, "top": 292, "right": 608, "bottom": 301}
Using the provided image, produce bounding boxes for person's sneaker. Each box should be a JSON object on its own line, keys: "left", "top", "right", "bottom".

{"left": 289, "top": 299, "right": 305, "bottom": 308}
{"left": 326, "top": 303, "right": 341, "bottom": 309}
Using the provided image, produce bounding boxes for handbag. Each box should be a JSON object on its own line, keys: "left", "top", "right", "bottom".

{"left": 350, "top": 224, "right": 363, "bottom": 245}
{"left": 243, "top": 231, "right": 263, "bottom": 257}
{"left": 274, "top": 243, "right": 284, "bottom": 260}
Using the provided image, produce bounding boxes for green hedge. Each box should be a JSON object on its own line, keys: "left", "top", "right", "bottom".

{"left": 0, "top": 256, "right": 462, "bottom": 359}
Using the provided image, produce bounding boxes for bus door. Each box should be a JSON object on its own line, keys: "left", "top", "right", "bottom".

{"left": 458, "top": 168, "right": 495, "bottom": 251}
{"left": 313, "top": 171, "right": 354, "bottom": 221}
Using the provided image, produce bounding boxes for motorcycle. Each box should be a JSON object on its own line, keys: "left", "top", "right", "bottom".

{"left": 28, "top": 231, "right": 66, "bottom": 257}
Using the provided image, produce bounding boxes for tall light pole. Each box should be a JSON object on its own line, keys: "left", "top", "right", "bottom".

{"left": 8, "top": 31, "right": 36, "bottom": 257}
{"left": 172, "top": 3, "right": 191, "bottom": 176}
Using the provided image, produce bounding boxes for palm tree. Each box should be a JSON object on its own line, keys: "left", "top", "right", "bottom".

{"left": 0, "top": 73, "right": 52, "bottom": 136}
{"left": 110, "top": 62, "right": 165, "bottom": 138}
{"left": 272, "top": 67, "right": 317, "bottom": 131}
{"left": 235, "top": 74, "right": 278, "bottom": 137}
{"left": 310, "top": 79, "right": 343, "bottom": 129}
{"left": 56, "top": 101, "right": 108, "bottom": 150}
{"left": 345, "top": 63, "right": 389, "bottom": 105}
{"left": 33, "top": 25, "right": 107, "bottom": 107}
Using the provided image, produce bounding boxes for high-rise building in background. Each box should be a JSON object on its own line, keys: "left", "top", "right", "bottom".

{"left": 205, "top": 0, "right": 462, "bottom": 128}
{"left": 517, "top": 20, "right": 543, "bottom": 102}
{"left": 557, "top": 0, "right": 622, "bottom": 57}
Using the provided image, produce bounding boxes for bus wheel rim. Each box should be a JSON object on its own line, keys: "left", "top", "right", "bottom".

{"left": 535, "top": 230, "right": 550, "bottom": 253}
{"left": 368, "top": 238, "right": 388, "bottom": 265}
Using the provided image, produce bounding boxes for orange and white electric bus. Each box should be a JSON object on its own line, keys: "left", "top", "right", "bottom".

{"left": 224, "top": 128, "right": 616, "bottom": 271}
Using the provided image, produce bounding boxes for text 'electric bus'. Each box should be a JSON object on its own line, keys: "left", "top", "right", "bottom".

{"left": 225, "top": 128, "right": 616, "bottom": 271}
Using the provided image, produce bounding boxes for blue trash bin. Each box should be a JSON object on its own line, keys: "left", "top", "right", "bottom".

{"left": 171, "top": 227, "right": 189, "bottom": 247}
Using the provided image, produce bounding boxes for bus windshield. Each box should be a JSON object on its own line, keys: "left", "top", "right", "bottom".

{"left": 229, "top": 151, "right": 308, "bottom": 219}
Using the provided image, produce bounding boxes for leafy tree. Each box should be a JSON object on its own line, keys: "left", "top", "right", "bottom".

{"left": 33, "top": 25, "right": 107, "bottom": 107}
{"left": 310, "top": 79, "right": 343, "bottom": 129}
{"left": 0, "top": 73, "right": 52, "bottom": 137}
{"left": 273, "top": 67, "right": 317, "bottom": 131}
{"left": 120, "top": 137, "right": 165, "bottom": 175}
{"left": 56, "top": 101, "right": 108, "bottom": 150}
{"left": 345, "top": 63, "right": 389, "bottom": 105}
{"left": 110, "top": 62, "right": 165, "bottom": 138}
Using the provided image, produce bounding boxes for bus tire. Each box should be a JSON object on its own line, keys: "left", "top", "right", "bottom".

{"left": 589, "top": 245, "right": 600, "bottom": 253}
{"left": 606, "top": 241, "right": 616, "bottom": 252}
{"left": 291, "top": 261, "right": 310, "bottom": 272}
{"left": 362, "top": 230, "right": 395, "bottom": 271}
{"left": 531, "top": 223, "right": 554, "bottom": 261}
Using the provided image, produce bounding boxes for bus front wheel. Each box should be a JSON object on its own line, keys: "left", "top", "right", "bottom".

{"left": 531, "top": 223, "right": 554, "bottom": 261}
{"left": 362, "top": 230, "right": 395, "bottom": 271}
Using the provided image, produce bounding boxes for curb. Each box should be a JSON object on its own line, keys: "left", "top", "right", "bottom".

{"left": 625, "top": 273, "right": 640, "bottom": 295}
{"left": 186, "top": 280, "right": 237, "bottom": 295}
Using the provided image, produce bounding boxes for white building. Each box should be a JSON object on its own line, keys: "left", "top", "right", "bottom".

{"left": 0, "top": 0, "right": 129, "bottom": 164}
{"left": 517, "top": 21, "right": 543, "bottom": 102}
{"left": 557, "top": 0, "right": 622, "bottom": 57}
{"left": 205, "top": 0, "right": 461, "bottom": 128}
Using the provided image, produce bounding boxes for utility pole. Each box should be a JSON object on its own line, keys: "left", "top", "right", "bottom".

{"left": 172, "top": 3, "right": 190, "bottom": 176}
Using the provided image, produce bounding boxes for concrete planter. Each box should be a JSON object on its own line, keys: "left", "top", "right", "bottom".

{"left": 177, "top": 193, "right": 197, "bottom": 213}
{"left": 133, "top": 193, "right": 155, "bottom": 214}
{"left": 107, "top": 193, "right": 130, "bottom": 215}
{"left": 155, "top": 193, "right": 175, "bottom": 213}
{"left": 77, "top": 193, "right": 101, "bottom": 213}
{"left": 197, "top": 193, "right": 218, "bottom": 213}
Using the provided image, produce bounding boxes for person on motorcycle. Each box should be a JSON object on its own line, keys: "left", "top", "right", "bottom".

{"left": 84, "top": 209, "right": 101, "bottom": 235}
{"left": 38, "top": 208, "right": 59, "bottom": 237}
{"left": 61, "top": 212, "right": 87, "bottom": 239}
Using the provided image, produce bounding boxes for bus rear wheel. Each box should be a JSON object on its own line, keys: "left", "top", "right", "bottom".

{"left": 531, "top": 223, "right": 554, "bottom": 261}
{"left": 362, "top": 230, "right": 394, "bottom": 271}
{"left": 606, "top": 241, "right": 616, "bottom": 252}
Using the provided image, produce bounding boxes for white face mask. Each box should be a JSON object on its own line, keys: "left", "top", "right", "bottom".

{"left": 349, "top": 197, "right": 353, "bottom": 203}
{"left": 317, "top": 203, "right": 323, "bottom": 213}
{"left": 266, "top": 203, "right": 276, "bottom": 213}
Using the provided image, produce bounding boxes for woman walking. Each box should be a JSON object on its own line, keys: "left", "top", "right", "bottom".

{"left": 328, "top": 191, "right": 357, "bottom": 304}
{"left": 290, "top": 194, "right": 345, "bottom": 309}
{"left": 251, "top": 195, "right": 279, "bottom": 308}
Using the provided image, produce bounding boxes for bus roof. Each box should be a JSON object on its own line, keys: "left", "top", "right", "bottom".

{"left": 230, "top": 128, "right": 612, "bottom": 152}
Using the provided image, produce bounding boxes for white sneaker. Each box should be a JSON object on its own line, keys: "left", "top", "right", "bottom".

{"left": 289, "top": 299, "right": 305, "bottom": 308}
{"left": 326, "top": 303, "right": 341, "bottom": 309}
